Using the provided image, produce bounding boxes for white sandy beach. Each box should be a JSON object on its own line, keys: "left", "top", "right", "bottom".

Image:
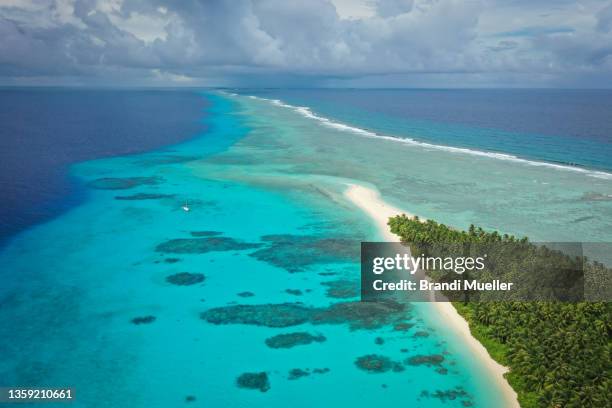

{"left": 344, "top": 183, "right": 520, "bottom": 408}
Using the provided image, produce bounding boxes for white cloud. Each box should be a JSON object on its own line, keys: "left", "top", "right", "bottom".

{"left": 330, "top": 0, "right": 375, "bottom": 19}
{"left": 0, "top": 0, "right": 610, "bottom": 87}
{"left": 107, "top": 11, "right": 169, "bottom": 43}
{"left": 151, "top": 68, "right": 194, "bottom": 82}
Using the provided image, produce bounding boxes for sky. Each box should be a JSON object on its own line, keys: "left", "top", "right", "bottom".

{"left": 1, "top": 0, "right": 612, "bottom": 88}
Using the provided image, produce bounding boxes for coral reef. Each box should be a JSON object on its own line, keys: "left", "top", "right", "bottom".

{"left": 236, "top": 372, "right": 270, "bottom": 392}
{"left": 88, "top": 177, "right": 161, "bottom": 190}
{"left": 321, "top": 279, "right": 359, "bottom": 299}
{"left": 264, "top": 332, "right": 326, "bottom": 349}
{"left": 166, "top": 272, "right": 205, "bottom": 286}
{"left": 202, "top": 303, "right": 311, "bottom": 328}
{"left": 436, "top": 367, "right": 448, "bottom": 375}
{"left": 420, "top": 387, "right": 470, "bottom": 404}
{"left": 114, "top": 193, "right": 175, "bottom": 200}
{"left": 131, "top": 315, "right": 156, "bottom": 325}
{"left": 250, "top": 234, "right": 359, "bottom": 272}
{"left": 405, "top": 354, "right": 445, "bottom": 366}
{"left": 156, "top": 237, "right": 261, "bottom": 254}
{"left": 286, "top": 367, "right": 330, "bottom": 380}
{"left": 310, "top": 300, "right": 407, "bottom": 330}
{"left": 201, "top": 300, "right": 407, "bottom": 331}
{"left": 288, "top": 368, "right": 309, "bottom": 380}
{"left": 355, "top": 355, "right": 395, "bottom": 373}
{"left": 393, "top": 322, "right": 414, "bottom": 331}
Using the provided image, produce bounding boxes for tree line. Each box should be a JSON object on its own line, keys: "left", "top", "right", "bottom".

{"left": 388, "top": 214, "right": 611, "bottom": 407}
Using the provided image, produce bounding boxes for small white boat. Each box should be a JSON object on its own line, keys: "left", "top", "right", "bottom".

{"left": 182, "top": 204, "right": 190, "bottom": 212}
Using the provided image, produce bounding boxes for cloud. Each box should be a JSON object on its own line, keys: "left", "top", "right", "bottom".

{"left": 0, "top": 0, "right": 611, "bottom": 87}
{"left": 596, "top": 2, "right": 612, "bottom": 33}
{"left": 488, "top": 40, "right": 519, "bottom": 52}
{"left": 375, "top": 0, "right": 414, "bottom": 18}
{"left": 493, "top": 26, "right": 575, "bottom": 37}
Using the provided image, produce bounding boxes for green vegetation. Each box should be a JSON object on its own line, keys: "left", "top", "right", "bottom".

{"left": 388, "top": 214, "right": 611, "bottom": 408}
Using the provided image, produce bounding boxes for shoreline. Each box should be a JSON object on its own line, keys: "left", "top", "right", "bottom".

{"left": 344, "top": 183, "right": 520, "bottom": 408}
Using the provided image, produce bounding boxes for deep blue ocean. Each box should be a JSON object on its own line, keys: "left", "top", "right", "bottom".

{"left": 237, "top": 89, "right": 612, "bottom": 172}
{"left": 0, "top": 89, "right": 207, "bottom": 244}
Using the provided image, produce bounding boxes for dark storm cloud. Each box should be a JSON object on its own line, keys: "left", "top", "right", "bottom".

{"left": 0, "top": 0, "right": 611, "bottom": 87}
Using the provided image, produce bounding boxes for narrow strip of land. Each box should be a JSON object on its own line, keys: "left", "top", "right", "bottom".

{"left": 344, "top": 183, "right": 520, "bottom": 408}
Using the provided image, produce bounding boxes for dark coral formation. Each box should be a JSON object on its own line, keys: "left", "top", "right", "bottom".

{"left": 353, "top": 354, "right": 404, "bottom": 373}
{"left": 413, "top": 331, "right": 430, "bottom": 337}
{"left": 237, "top": 291, "right": 255, "bottom": 298}
{"left": 131, "top": 315, "right": 156, "bottom": 325}
{"left": 288, "top": 368, "right": 309, "bottom": 380}
{"left": 156, "top": 237, "right": 261, "bottom": 254}
{"left": 310, "top": 300, "right": 407, "bottom": 330}
{"left": 185, "top": 395, "right": 196, "bottom": 402}
{"left": 355, "top": 355, "right": 395, "bottom": 373}
{"left": 190, "top": 231, "right": 223, "bottom": 237}
{"left": 264, "top": 332, "right": 326, "bottom": 349}
{"left": 166, "top": 272, "right": 205, "bottom": 286}
{"left": 249, "top": 234, "right": 360, "bottom": 272}
{"left": 114, "top": 193, "right": 175, "bottom": 200}
{"left": 286, "top": 367, "right": 329, "bottom": 380}
{"left": 88, "top": 176, "right": 161, "bottom": 190}
{"left": 285, "top": 289, "right": 303, "bottom": 296}
{"left": 236, "top": 372, "right": 270, "bottom": 392}
{"left": 405, "top": 354, "right": 445, "bottom": 366}
{"left": 374, "top": 337, "right": 385, "bottom": 345}
{"left": 436, "top": 367, "right": 448, "bottom": 375}
{"left": 420, "top": 387, "right": 470, "bottom": 403}
{"left": 393, "top": 322, "right": 414, "bottom": 332}
{"left": 321, "top": 279, "right": 359, "bottom": 299}
{"left": 201, "top": 300, "right": 408, "bottom": 331}
{"left": 164, "top": 258, "right": 181, "bottom": 264}
{"left": 202, "top": 303, "right": 311, "bottom": 328}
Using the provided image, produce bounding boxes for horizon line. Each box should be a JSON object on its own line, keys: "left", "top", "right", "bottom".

{"left": 1, "top": 85, "right": 612, "bottom": 91}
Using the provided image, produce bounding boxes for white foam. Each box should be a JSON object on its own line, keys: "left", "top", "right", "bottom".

{"left": 240, "top": 94, "right": 612, "bottom": 180}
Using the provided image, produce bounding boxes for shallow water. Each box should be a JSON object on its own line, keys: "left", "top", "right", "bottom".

{"left": 227, "top": 93, "right": 612, "bottom": 242}
{"left": 1, "top": 91, "right": 611, "bottom": 407}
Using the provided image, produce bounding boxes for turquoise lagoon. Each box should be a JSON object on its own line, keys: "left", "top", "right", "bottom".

{"left": 1, "top": 92, "right": 611, "bottom": 407}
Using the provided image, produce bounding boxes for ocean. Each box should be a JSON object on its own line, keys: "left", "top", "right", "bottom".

{"left": 1, "top": 88, "right": 611, "bottom": 407}
{"left": 0, "top": 89, "right": 207, "bottom": 245}
{"left": 237, "top": 89, "right": 612, "bottom": 172}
